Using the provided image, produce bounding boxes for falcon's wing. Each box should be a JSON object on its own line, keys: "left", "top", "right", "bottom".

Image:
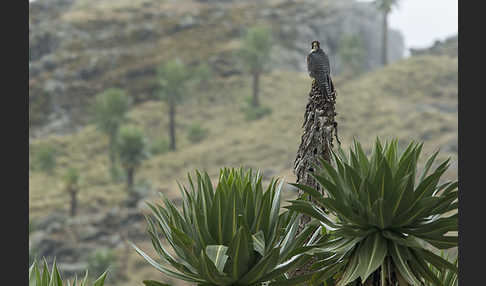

{"left": 306, "top": 52, "right": 315, "bottom": 77}
{"left": 323, "top": 52, "right": 331, "bottom": 74}
{"left": 306, "top": 53, "right": 312, "bottom": 76}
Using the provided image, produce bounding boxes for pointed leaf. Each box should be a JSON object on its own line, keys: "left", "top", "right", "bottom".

{"left": 205, "top": 245, "right": 229, "bottom": 274}
{"left": 357, "top": 232, "right": 388, "bottom": 282}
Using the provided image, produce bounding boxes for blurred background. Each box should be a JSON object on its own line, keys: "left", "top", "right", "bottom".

{"left": 29, "top": 0, "right": 458, "bottom": 285}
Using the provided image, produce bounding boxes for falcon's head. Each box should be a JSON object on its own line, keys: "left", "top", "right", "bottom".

{"left": 311, "top": 40, "right": 320, "bottom": 52}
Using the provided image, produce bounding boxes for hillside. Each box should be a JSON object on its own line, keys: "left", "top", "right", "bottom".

{"left": 29, "top": 50, "right": 457, "bottom": 285}
{"left": 410, "top": 34, "right": 458, "bottom": 58}
{"left": 29, "top": 0, "right": 404, "bottom": 137}
{"left": 29, "top": 1, "right": 457, "bottom": 285}
{"left": 29, "top": 52, "right": 458, "bottom": 213}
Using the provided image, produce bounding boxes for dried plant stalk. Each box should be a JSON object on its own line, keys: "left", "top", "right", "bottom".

{"left": 290, "top": 77, "right": 340, "bottom": 277}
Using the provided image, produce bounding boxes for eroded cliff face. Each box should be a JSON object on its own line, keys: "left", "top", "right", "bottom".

{"left": 29, "top": 0, "right": 404, "bottom": 137}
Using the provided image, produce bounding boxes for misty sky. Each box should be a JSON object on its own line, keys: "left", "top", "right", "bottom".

{"left": 358, "top": 0, "right": 458, "bottom": 53}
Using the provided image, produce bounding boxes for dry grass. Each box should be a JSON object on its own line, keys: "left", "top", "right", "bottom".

{"left": 29, "top": 53, "right": 458, "bottom": 218}
{"left": 29, "top": 53, "right": 457, "bottom": 285}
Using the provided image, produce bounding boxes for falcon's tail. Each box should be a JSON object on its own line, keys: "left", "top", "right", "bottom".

{"left": 316, "top": 75, "right": 332, "bottom": 98}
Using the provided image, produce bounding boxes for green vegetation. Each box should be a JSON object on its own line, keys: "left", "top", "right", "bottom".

{"left": 425, "top": 252, "right": 458, "bottom": 286}
{"left": 86, "top": 249, "right": 117, "bottom": 282}
{"left": 242, "top": 96, "right": 272, "bottom": 121}
{"left": 34, "top": 145, "right": 57, "bottom": 174}
{"left": 373, "top": 0, "right": 401, "bottom": 65}
{"left": 29, "top": 52, "right": 458, "bottom": 286}
{"left": 92, "top": 88, "right": 132, "bottom": 175}
{"left": 338, "top": 34, "right": 366, "bottom": 78}
{"left": 28, "top": 135, "right": 458, "bottom": 286}
{"left": 132, "top": 168, "right": 324, "bottom": 286}
{"left": 187, "top": 123, "right": 208, "bottom": 144}
{"left": 149, "top": 138, "right": 170, "bottom": 155}
{"left": 63, "top": 167, "right": 80, "bottom": 217}
{"left": 194, "top": 62, "right": 213, "bottom": 90}
{"left": 29, "top": 245, "right": 38, "bottom": 267}
{"left": 29, "top": 219, "right": 38, "bottom": 266}
{"left": 156, "top": 59, "right": 193, "bottom": 151}
{"left": 29, "top": 219, "right": 36, "bottom": 234}
{"left": 116, "top": 126, "right": 149, "bottom": 196}
{"left": 287, "top": 138, "right": 458, "bottom": 285}
{"left": 239, "top": 26, "right": 272, "bottom": 108}
{"left": 29, "top": 54, "right": 458, "bottom": 222}
{"left": 29, "top": 0, "right": 458, "bottom": 285}
{"left": 29, "top": 259, "right": 107, "bottom": 286}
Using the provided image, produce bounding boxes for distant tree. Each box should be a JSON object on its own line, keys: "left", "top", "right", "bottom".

{"left": 63, "top": 167, "right": 80, "bottom": 217}
{"left": 116, "top": 126, "right": 148, "bottom": 196}
{"left": 374, "top": 0, "right": 400, "bottom": 65}
{"left": 338, "top": 34, "right": 366, "bottom": 77}
{"left": 34, "top": 145, "right": 56, "bottom": 175}
{"left": 156, "top": 59, "right": 192, "bottom": 151}
{"left": 239, "top": 26, "right": 272, "bottom": 107}
{"left": 93, "top": 88, "right": 132, "bottom": 173}
{"left": 194, "top": 62, "right": 213, "bottom": 91}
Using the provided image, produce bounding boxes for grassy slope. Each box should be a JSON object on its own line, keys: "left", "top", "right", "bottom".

{"left": 30, "top": 52, "right": 457, "bottom": 215}
{"left": 29, "top": 54, "right": 457, "bottom": 285}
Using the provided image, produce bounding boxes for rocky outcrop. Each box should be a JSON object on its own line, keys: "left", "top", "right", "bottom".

{"left": 29, "top": 0, "right": 404, "bottom": 137}
{"left": 267, "top": 0, "right": 404, "bottom": 72}
{"left": 29, "top": 204, "right": 147, "bottom": 276}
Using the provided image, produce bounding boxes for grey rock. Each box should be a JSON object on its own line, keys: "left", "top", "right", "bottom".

{"left": 57, "top": 262, "right": 89, "bottom": 277}
{"left": 43, "top": 79, "right": 65, "bottom": 95}
{"left": 36, "top": 213, "right": 67, "bottom": 230}
{"left": 30, "top": 235, "right": 65, "bottom": 259}
{"left": 176, "top": 14, "right": 198, "bottom": 31}
{"left": 46, "top": 222, "right": 63, "bottom": 234}
{"left": 78, "top": 225, "right": 103, "bottom": 241}
{"left": 108, "top": 234, "right": 122, "bottom": 246}
{"left": 29, "top": 64, "right": 40, "bottom": 77}
{"left": 29, "top": 31, "right": 60, "bottom": 61}
{"left": 41, "top": 54, "right": 58, "bottom": 71}
{"left": 29, "top": 231, "right": 48, "bottom": 247}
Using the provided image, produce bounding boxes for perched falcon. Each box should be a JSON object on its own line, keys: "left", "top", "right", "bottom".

{"left": 307, "top": 40, "right": 333, "bottom": 98}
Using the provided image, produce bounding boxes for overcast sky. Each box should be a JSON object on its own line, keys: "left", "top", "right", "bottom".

{"left": 358, "top": 0, "right": 458, "bottom": 53}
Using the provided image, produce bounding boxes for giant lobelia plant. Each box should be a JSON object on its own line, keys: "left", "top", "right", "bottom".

{"left": 286, "top": 138, "right": 458, "bottom": 285}
{"left": 132, "top": 168, "right": 325, "bottom": 286}
{"left": 29, "top": 258, "right": 107, "bottom": 286}
{"left": 425, "top": 252, "right": 458, "bottom": 286}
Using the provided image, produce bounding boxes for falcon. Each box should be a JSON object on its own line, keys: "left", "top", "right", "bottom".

{"left": 307, "top": 40, "right": 333, "bottom": 98}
